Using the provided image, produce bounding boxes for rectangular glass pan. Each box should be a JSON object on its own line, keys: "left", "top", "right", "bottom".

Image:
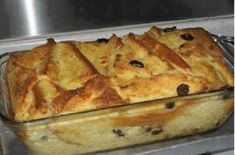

{"left": 0, "top": 46, "right": 233, "bottom": 155}
{"left": 0, "top": 16, "right": 233, "bottom": 155}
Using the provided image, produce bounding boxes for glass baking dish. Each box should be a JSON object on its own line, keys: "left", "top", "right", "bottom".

{"left": 0, "top": 43, "right": 233, "bottom": 155}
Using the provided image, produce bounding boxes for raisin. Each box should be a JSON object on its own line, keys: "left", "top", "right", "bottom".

{"left": 151, "top": 128, "right": 163, "bottom": 135}
{"left": 177, "top": 84, "right": 189, "bottom": 96}
{"left": 112, "top": 129, "right": 125, "bottom": 137}
{"left": 180, "top": 34, "right": 194, "bottom": 41}
{"left": 47, "top": 38, "right": 56, "bottom": 43}
{"left": 145, "top": 127, "right": 153, "bottom": 133}
{"left": 163, "top": 26, "right": 177, "bottom": 32}
{"left": 165, "top": 102, "right": 175, "bottom": 109}
{"left": 129, "top": 60, "right": 144, "bottom": 68}
{"left": 96, "top": 38, "right": 109, "bottom": 43}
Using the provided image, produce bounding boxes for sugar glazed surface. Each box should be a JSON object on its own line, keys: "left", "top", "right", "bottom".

{"left": 5, "top": 26, "right": 234, "bottom": 155}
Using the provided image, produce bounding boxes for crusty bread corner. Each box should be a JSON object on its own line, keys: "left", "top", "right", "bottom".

{"left": 6, "top": 26, "right": 234, "bottom": 121}
{"left": 6, "top": 41, "right": 125, "bottom": 121}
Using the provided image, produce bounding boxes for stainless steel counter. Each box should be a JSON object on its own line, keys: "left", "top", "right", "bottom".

{"left": 0, "top": 0, "right": 233, "bottom": 40}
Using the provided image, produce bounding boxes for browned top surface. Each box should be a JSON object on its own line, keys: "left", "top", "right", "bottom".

{"left": 6, "top": 26, "right": 233, "bottom": 121}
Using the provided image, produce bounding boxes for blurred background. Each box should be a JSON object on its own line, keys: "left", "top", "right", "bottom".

{"left": 0, "top": 0, "right": 233, "bottom": 40}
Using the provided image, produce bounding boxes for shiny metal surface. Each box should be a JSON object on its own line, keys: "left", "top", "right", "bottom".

{"left": 0, "top": 0, "right": 233, "bottom": 40}
{"left": 211, "top": 33, "right": 234, "bottom": 45}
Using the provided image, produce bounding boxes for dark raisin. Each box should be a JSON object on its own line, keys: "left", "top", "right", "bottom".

{"left": 96, "top": 38, "right": 109, "bottom": 43}
{"left": 180, "top": 34, "right": 194, "bottom": 41}
{"left": 129, "top": 60, "right": 144, "bottom": 68}
{"left": 163, "top": 26, "right": 177, "bottom": 32}
{"left": 145, "top": 127, "right": 153, "bottom": 133}
{"left": 47, "top": 38, "right": 56, "bottom": 43}
{"left": 177, "top": 84, "right": 189, "bottom": 96}
{"left": 165, "top": 102, "right": 175, "bottom": 109}
{"left": 151, "top": 128, "right": 163, "bottom": 135}
{"left": 41, "top": 135, "right": 48, "bottom": 141}
{"left": 112, "top": 129, "right": 125, "bottom": 137}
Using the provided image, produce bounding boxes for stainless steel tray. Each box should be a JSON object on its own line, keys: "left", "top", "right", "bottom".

{"left": 0, "top": 16, "right": 233, "bottom": 155}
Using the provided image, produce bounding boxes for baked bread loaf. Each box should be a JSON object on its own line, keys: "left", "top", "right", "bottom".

{"left": 6, "top": 26, "right": 233, "bottom": 121}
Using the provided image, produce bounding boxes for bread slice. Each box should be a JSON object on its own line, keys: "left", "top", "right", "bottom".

{"left": 7, "top": 41, "right": 124, "bottom": 121}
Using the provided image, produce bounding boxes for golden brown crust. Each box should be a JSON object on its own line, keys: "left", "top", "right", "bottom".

{"left": 6, "top": 26, "right": 234, "bottom": 121}
{"left": 52, "top": 75, "right": 126, "bottom": 115}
